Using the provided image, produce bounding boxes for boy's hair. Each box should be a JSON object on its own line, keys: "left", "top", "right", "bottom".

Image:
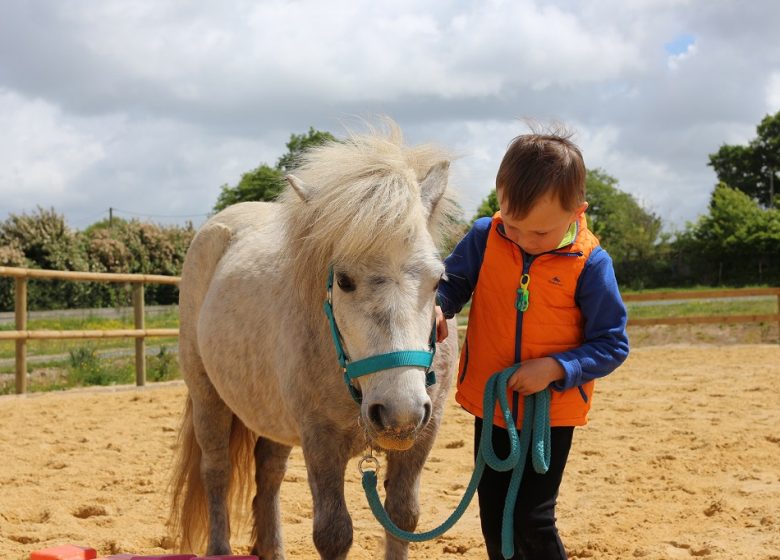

{"left": 496, "top": 128, "right": 586, "bottom": 218}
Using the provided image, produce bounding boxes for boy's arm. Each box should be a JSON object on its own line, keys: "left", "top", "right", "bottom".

{"left": 550, "top": 247, "right": 629, "bottom": 391}
{"left": 437, "top": 217, "right": 492, "bottom": 319}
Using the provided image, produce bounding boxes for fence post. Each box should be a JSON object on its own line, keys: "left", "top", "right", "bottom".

{"left": 15, "top": 277, "right": 28, "bottom": 394}
{"left": 133, "top": 283, "right": 146, "bottom": 386}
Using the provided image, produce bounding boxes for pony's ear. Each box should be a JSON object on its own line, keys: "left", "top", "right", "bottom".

{"left": 420, "top": 161, "right": 450, "bottom": 217}
{"left": 286, "top": 174, "right": 313, "bottom": 202}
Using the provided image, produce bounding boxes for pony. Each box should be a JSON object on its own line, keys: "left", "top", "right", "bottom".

{"left": 168, "top": 121, "right": 460, "bottom": 560}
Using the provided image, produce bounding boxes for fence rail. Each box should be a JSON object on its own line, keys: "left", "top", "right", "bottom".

{"left": 2, "top": 266, "right": 779, "bottom": 394}
{"left": 0, "top": 266, "right": 180, "bottom": 394}
{"left": 457, "top": 287, "right": 780, "bottom": 333}
{"left": 621, "top": 287, "right": 780, "bottom": 328}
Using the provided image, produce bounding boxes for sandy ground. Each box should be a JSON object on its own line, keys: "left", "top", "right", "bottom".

{"left": 1, "top": 344, "right": 779, "bottom": 560}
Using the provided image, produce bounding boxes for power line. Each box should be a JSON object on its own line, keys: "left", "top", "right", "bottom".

{"left": 70, "top": 209, "right": 112, "bottom": 224}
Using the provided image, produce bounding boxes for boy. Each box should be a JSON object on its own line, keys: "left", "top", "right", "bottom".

{"left": 435, "top": 130, "right": 629, "bottom": 559}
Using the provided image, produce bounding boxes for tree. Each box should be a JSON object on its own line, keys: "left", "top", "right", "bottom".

{"left": 213, "top": 164, "right": 284, "bottom": 212}
{"left": 677, "top": 183, "right": 780, "bottom": 285}
{"left": 708, "top": 111, "right": 780, "bottom": 208}
{"left": 472, "top": 190, "right": 499, "bottom": 223}
{"left": 213, "top": 127, "right": 337, "bottom": 212}
{"left": 585, "top": 169, "right": 663, "bottom": 258}
{"left": 276, "top": 127, "right": 337, "bottom": 173}
{"left": 585, "top": 170, "right": 666, "bottom": 288}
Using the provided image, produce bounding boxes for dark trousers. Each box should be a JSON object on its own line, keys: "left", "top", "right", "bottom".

{"left": 474, "top": 417, "right": 574, "bottom": 560}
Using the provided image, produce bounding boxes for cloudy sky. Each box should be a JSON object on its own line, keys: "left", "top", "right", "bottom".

{"left": 2, "top": 0, "right": 779, "bottom": 232}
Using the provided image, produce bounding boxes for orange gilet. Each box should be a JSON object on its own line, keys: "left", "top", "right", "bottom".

{"left": 455, "top": 212, "right": 600, "bottom": 429}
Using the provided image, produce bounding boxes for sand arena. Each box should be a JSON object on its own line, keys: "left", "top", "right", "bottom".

{"left": 1, "top": 344, "right": 778, "bottom": 559}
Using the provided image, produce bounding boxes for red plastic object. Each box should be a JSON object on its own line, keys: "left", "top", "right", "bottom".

{"left": 30, "top": 545, "right": 97, "bottom": 560}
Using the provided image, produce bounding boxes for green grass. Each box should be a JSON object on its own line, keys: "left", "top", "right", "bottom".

{"left": 0, "top": 343, "right": 181, "bottom": 395}
{"left": 625, "top": 297, "right": 777, "bottom": 320}
{"left": 0, "top": 309, "right": 179, "bottom": 360}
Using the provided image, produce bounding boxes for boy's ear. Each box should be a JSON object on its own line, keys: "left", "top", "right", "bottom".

{"left": 574, "top": 201, "right": 589, "bottom": 217}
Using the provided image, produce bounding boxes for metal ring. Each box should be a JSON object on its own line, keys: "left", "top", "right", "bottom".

{"left": 358, "top": 456, "right": 380, "bottom": 475}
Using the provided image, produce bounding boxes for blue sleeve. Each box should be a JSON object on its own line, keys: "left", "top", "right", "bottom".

{"left": 550, "top": 247, "right": 629, "bottom": 391}
{"left": 437, "top": 217, "right": 491, "bottom": 319}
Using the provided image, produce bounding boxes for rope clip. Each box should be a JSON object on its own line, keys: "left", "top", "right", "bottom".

{"left": 359, "top": 455, "right": 380, "bottom": 476}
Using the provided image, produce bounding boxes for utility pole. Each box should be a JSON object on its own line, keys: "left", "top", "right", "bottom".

{"left": 109, "top": 207, "right": 113, "bottom": 228}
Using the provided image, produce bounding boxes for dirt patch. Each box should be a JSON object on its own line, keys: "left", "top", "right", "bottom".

{"left": 1, "top": 345, "right": 778, "bottom": 559}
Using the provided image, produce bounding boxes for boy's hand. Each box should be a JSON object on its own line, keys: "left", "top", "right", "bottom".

{"left": 435, "top": 305, "right": 448, "bottom": 343}
{"left": 507, "top": 357, "right": 565, "bottom": 396}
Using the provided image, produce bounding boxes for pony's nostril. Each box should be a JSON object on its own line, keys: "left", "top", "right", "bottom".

{"left": 368, "top": 403, "right": 386, "bottom": 430}
{"left": 421, "top": 402, "right": 432, "bottom": 428}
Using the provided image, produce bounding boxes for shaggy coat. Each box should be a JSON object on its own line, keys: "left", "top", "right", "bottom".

{"left": 168, "top": 122, "right": 460, "bottom": 560}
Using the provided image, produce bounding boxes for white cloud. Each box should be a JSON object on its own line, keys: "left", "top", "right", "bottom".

{"left": 0, "top": 89, "right": 106, "bottom": 205}
{"left": 2, "top": 0, "right": 780, "bottom": 233}
{"left": 0, "top": 87, "right": 288, "bottom": 228}
{"left": 767, "top": 71, "right": 780, "bottom": 113}
{"left": 9, "top": 1, "right": 643, "bottom": 107}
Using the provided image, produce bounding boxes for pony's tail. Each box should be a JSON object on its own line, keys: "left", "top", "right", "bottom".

{"left": 167, "top": 396, "right": 257, "bottom": 552}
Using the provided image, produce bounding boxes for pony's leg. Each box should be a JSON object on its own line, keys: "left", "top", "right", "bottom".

{"left": 382, "top": 427, "right": 439, "bottom": 560}
{"left": 251, "top": 437, "right": 292, "bottom": 560}
{"left": 190, "top": 385, "right": 236, "bottom": 555}
{"left": 301, "top": 425, "right": 354, "bottom": 560}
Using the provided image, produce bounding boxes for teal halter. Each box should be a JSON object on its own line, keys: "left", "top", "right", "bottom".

{"left": 323, "top": 267, "right": 437, "bottom": 404}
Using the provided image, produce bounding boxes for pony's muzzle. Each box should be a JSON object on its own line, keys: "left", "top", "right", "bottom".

{"left": 365, "top": 399, "right": 432, "bottom": 447}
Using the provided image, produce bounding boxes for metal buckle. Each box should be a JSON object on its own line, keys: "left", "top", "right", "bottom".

{"left": 358, "top": 455, "right": 380, "bottom": 475}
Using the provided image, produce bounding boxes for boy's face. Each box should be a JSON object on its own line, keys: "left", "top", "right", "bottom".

{"left": 497, "top": 189, "right": 588, "bottom": 255}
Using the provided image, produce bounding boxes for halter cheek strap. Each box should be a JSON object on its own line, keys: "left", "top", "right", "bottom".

{"left": 323, "top": 267, "right": 437, "bottom": 404}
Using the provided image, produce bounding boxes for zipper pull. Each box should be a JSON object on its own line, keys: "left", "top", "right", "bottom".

{"left": 515, "top": 273, "right": 530, "bottom": 312}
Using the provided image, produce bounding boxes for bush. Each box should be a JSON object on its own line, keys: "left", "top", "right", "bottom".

{"left": 68, "top": 345, "right": 133, "bottom": 386}
{"left": 0, "top": 209, "right": 195, "bottom": 311}
{"left": 147, "top": 345, "right": 179, "bottom": 382}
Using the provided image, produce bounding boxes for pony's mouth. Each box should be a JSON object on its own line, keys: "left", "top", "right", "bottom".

{"left": 372, "top": 433, "right": 417, "bottom": 451}
{"left": 363, "top": 425, "right": 419, "bottom": 451}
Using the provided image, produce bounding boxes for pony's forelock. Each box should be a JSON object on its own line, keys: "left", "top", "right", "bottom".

{"left": 279, "top": 120, "right": 457, "bottom": 279}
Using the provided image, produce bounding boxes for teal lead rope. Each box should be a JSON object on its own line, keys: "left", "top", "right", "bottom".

{"left": 361, "top": 365, "right": 551, "bottom": 559}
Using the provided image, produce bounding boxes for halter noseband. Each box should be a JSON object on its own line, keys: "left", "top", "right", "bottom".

{"left": 323, "top": 267, "right": 437, "bottom": 403}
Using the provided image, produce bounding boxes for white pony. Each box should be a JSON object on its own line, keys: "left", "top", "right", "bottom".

{"left": 168, "top": 121, "right": 460, "bottom": 560}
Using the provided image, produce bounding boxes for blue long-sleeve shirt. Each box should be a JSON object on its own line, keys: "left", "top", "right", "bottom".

{"left": 438, "top": 217, "right": 629, "bottom": 391}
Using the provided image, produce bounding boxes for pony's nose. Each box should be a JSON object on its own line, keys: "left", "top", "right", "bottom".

{"left": 367, "top": 400, "right": 432, "bottom": 435}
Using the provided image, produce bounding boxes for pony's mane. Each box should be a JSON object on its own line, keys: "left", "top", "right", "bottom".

{"left": 278, "top": 120, "right": 458, "bottom": 300}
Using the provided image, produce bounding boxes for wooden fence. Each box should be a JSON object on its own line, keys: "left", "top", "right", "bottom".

{"left": 621, "top": 288, "right": 780, "bottom": 327}
{"left": 2, "top": 266, "right": 779, "bottom": 395}
{"left": 456, "top": 287, "right": 780, "bottom": 334}
{"left": 0, "top": 266, "right": 180, "bottom": 394}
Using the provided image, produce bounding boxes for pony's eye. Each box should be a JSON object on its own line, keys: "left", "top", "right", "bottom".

{"left": 336, "top": 273, "right": 356, "bottom": 292}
